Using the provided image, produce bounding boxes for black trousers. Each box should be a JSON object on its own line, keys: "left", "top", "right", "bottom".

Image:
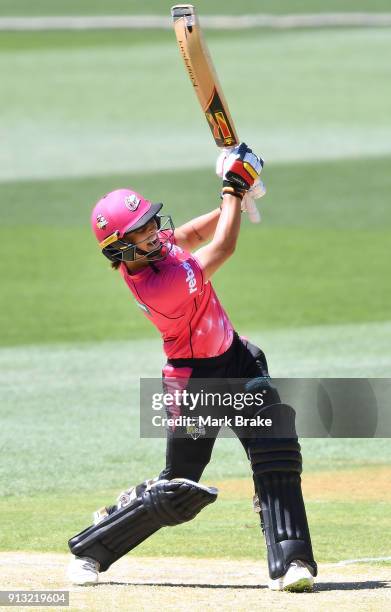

{"left": 159, "top": 333, "right": 270, "bottom": 482}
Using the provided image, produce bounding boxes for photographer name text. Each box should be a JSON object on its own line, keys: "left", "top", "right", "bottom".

{"left": 151, "top": 415, "right": 272, "bottom": 428}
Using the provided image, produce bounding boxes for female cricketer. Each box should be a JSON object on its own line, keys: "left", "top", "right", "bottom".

{"left": 68, "top": 144, "right": 317, "bottom": 592}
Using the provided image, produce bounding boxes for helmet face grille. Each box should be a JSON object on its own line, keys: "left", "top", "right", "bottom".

{"left": 101, "top": 215, "right": 174, "bottom": 263}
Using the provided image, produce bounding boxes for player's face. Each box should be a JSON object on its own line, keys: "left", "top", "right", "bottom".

{"left": 123, "top": 218, "right": 159, "bottom": 256}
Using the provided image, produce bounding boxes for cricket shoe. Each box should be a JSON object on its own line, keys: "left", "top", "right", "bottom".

{"left": 67, "top": 556, "right": 100, "bottom": 586}
{"left": 268, "top": 559, "right": 314, "bottom": 592}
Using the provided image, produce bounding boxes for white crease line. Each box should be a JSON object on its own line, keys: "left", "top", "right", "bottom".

{"left": 335, "top": 556, "right": 391, "bottom": 566}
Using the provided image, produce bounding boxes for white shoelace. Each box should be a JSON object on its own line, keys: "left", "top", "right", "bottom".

{"left": 81, "top": 558, "right": 98, "bottom": 572}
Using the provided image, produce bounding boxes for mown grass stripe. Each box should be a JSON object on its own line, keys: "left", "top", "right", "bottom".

{"left": 2, "top": 14, "right": 391, "bottom": 31}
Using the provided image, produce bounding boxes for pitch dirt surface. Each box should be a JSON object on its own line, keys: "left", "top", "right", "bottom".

{"left": 217, "top": 466, "right": 391, "bottom": 503}
{"left": 1, "top": 553, "right": 390, "bottom": 612}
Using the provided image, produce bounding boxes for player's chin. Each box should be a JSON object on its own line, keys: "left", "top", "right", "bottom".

{"left": 146, "top": 243, "right": 165, "bottom": 260}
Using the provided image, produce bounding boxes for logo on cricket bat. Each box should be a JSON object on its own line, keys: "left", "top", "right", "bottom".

{"left": 205, "top": 89, "right": 235, "bottom": 147}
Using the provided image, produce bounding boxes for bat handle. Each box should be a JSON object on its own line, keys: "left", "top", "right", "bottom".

{"left": 244, "top": 196, "right": 261, "bottom": 224}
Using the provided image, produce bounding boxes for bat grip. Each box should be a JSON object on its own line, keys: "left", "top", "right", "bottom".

{"left": 244, "top": 196, "right": 261, "bottom": 224}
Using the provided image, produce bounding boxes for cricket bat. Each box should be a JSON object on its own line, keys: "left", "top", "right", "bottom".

{"left": 171, "top": 4, "right": 261, "bottom": 223}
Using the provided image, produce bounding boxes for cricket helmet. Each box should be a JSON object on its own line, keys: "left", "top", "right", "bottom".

{"left": 91, "top": 188, "right": 174, "bottom": 262}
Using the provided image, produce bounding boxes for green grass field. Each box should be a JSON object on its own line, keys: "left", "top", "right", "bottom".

{"left": 1, "top": 27, "right": 390, "bottom": 345}
{"left": 1, "top": 16, "right": 390, "bottom": 571}
{"left": 1, "top": 0, "right": 390, "bottom": 17}
{"left": 1, "top": 157, "right": 391, "bottom": 345}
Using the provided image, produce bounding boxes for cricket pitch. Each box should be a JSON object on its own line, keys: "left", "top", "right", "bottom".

{"left": 0, "top": 552, "right": 389, "bottom": 612}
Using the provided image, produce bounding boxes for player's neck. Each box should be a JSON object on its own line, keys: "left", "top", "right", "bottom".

{"left": 124, "top": 259, "right": 150, "bottom": 274}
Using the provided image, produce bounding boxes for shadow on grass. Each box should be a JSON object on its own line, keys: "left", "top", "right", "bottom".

{"left": 314, "top": 581, "right": 390, "bottom": 592}
{"left": 102, "top": 582, "right": 265, "bottom": 589}
{"left": 99, "top": 580, "right": 390, "bottom": 591}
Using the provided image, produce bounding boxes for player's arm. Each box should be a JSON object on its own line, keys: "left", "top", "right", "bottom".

{"left": 194, "top": 194, "right": 242, "bottom": 281}
{"left": 174, "top": 208, "right": 221, "bottom": 251}
{"left": 194, "top": 143, "right": 263, "bottom": 281}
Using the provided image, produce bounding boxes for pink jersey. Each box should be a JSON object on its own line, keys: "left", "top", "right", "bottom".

{"left": 119, "top": 232, "right": 234, "bottom": 359}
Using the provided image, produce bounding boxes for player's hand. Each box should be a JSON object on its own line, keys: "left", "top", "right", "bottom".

{"left": 219, "top": 143, "right": 264, "bottom": 199}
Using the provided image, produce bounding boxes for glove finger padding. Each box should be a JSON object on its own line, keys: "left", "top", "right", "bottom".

{"left": 247, "top": 178, "right": 266, "bottom": 200}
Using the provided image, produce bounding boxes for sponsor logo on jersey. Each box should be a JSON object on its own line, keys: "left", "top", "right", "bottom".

{"left": 96, "top": 213, "right": 108, "bottom": 229}
{"left": 182, "top": 261, "right": 197, "bottom": 294}
{"left": 186, "top": 417, "right": 206, "bottom": 440}
{"left": 124, "top": 194, "right": 140, "bottom": 211}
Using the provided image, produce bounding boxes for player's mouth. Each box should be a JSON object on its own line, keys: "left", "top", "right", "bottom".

{"left": 147, "top": 236, "right": 160, "bottom": 249}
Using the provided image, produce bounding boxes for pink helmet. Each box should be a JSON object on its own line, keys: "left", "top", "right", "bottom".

{"left": 91, "top": 188, "right": 173, "bottom": 263}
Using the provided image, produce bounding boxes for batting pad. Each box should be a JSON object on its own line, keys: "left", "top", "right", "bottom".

{"left": 68, "top": 478, "right": 218, "bottom": 572}
{"left": 249, "top": 434, "right": 317, "bottom": 579}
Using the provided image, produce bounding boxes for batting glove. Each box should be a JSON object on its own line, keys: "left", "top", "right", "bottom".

{"left": 219, "top": 143, "right": 264, "bottom": 200}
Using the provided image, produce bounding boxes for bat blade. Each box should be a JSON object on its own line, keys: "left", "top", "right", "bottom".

{"left": 171, "top": 4, "right": 238, "bottom": 148}
{"left": 171, "top": 4, "right": 261, "bottom": 224}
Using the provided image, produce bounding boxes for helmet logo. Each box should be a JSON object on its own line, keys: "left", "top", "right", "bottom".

{"left": 125, "top": 194, "right": 140, "bottom": 211}
{"left": 96, "top": 213, "right": 108, "bottom": 229}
